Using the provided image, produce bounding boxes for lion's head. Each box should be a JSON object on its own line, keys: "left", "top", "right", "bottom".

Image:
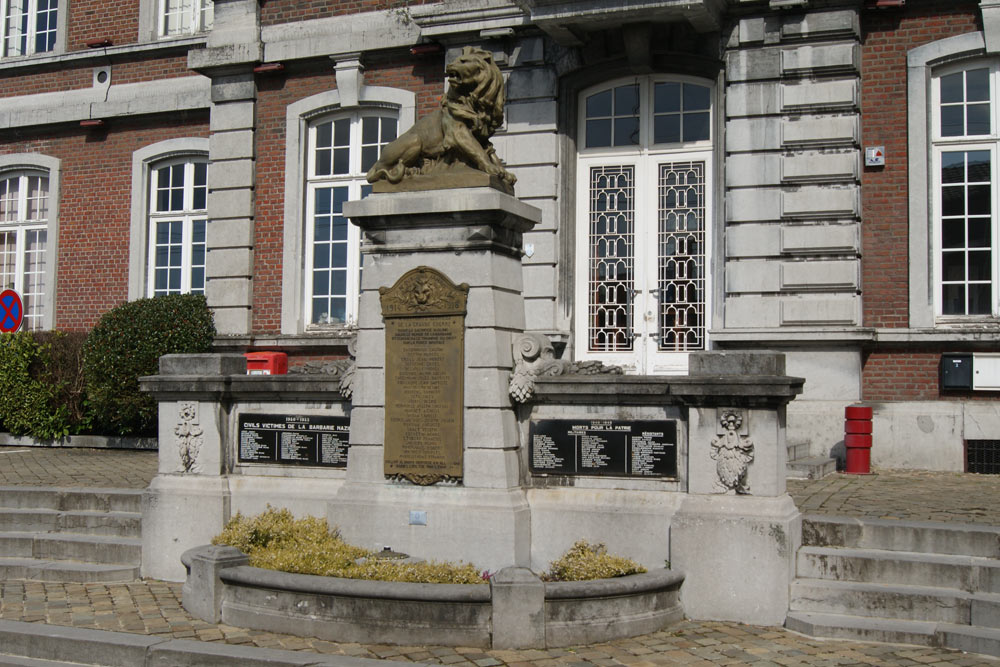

{"left": 444, "top": 46, "right": 505, "bottom": 138}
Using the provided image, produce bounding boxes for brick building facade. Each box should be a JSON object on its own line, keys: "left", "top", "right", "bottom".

{"left": 2, "top": 0, "right": 999, "bottom": 471}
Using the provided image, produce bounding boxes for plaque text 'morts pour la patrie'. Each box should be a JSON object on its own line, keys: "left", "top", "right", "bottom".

{"left": 239, "top": 414, "right": 350, "bottom": 467}
{"left": 380, "top": 267, "right": 469, "bottom": 485}
{"left": 529, "top": 419, "right": 678, "bottom": 478}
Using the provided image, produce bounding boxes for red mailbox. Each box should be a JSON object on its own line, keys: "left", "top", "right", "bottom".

{"left": 844, "top": 405, "right": 873, "bottom": 474}
{"left": 245, "top": 351, "right": 288, "bottom": 376}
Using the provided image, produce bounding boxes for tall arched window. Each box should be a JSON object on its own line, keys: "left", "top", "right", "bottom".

{"left": 0, "top": 170, "right": 48, "bottom": 330}
{"left": 575, "top": 76, "right": 714, "bottom": 374}
{"left": 304, "top": 111, "right": 397, "bottom": 326}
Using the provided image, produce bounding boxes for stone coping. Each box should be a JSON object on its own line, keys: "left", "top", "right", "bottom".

{"left": 531, "top": 374, "right": 804, "bottom": 407}
{"left": 544, "top": 569, "right": 685, "bottom": 599}
{"left": 139, "top": 374, "right": 347, "bottom": 401}
{"left": 220, "top": 564, "right": 492, "bottom": 602}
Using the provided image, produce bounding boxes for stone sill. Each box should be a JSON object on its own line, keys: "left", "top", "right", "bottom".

{"left": 140, "top": 374, "right": 347, "bottom": 402}
{"left": 213, "top": 333, "right": 354, "bottom": 354}
{"left": 0, "top": 36, "right": 206, "bottom": 73}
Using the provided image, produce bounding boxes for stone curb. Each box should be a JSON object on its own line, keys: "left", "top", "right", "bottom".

{"left": 0, "top": 620, "right": 396, "bottom": 667}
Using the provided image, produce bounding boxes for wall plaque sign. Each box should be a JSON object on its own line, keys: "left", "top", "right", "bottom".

{"left": 238, "top": 413, "right": 350, "bottom": 467}
{"left": 529, "top": 419, "right": 677, "bottom": 478}
{"left": 381, "top": 267, "right": 469, "bottom": 485}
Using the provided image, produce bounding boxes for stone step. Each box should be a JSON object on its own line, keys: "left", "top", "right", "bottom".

{"left": 0, "top": 532, "right": 140, "bottom": 565}
{"left": 0, "top": 509, "right": 140, "bottom": 536}
{"left": 786, "top": 456, "right": 837, "bottom": 480}
{"left": 797, "top": 545, "right": 1000, "bottom": 591}
{"left": 786, "top": 611, "right": 1000, "bottom": 658}
{"left": 0, "top": 487, "right": 143, "bottom": 514}
{"left": 0, "top": 620, "right": 156, "bottom": 667}
{"left": 786, "top": 442, "right": 810, "bottom": 461}
{"left": 790, "top": 577, "right": 979, "bottom": 625}
{"left": 0, "top": 557, "right": 139, "bottom": 583}
{"left": 803, "top": 515, "right": 1000, "bottom": 558}
{"left": 0, "top": 655, "right": 93, "bottom": 667}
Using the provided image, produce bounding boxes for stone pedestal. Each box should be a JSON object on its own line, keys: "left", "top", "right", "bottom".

{"left": 336, "top": 188, "right": 540, "bottom": 570}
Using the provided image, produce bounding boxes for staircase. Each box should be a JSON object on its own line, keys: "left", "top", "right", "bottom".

{"left": 786, "top": 441, "right": 836, "bottom": 480}
{"left": 0, "top": 487, "right": 142, "bottom": 583}
{"left": 786, "top": 515, "right": 1000, "bottom": 658}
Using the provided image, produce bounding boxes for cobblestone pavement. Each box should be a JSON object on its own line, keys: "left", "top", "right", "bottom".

{"left": 0, "top": 446, "right": 157, "bottom": 488}
{"left": 0, "top": 580, "right": 996, "bottom": 666}
{"left": 787, "top": 469, "right": 1000, "bottom": 524}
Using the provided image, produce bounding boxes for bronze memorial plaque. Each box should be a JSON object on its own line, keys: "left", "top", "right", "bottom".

{"left": 380, "top": 267, "right": 468, "bottom": 485}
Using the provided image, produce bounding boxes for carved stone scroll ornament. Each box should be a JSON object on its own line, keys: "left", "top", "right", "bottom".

{"left": 289, "top": 336, "right": 356, "bottom": 399}
{"left": 365, "top": 46, "right": 516, "bottom": 193}
{"left": 175, "top": 401, "right": 203, "bottom": 474}
{"left": 710, "top": 410, "right": 754, "bottom": 495}
{"left": 509, "top": 333, "right": 623, "bottom": 403}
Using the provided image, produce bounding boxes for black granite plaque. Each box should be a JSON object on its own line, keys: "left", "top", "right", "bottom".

{"left": 529, "top": 419, "right": 677, "bottom": 478}
{"left": 238, "top": 414, "right": 350, "bottom": 467}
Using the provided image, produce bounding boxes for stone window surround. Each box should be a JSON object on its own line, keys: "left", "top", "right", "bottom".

{"left": 280, "top": 85, "right": 415, "bottom": 335}
{"left": 0, "top": 0, "right": 68, "bottom": 59}
{"left": 908, "top": 31, "right": 992, "bottom": 328}
{"left": 0, "top": 153, "right": 60, "bottom": 331}
{"left": 128, "top": 138, "right": 209, "bottom": 301}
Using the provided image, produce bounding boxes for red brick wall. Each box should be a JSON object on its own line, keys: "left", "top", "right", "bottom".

{"left": 863, "top": 348, "right": 1000, "bottom": 401}
{"left": 261, "top": 0, "right": 432, "bottom": 28}
{"left": 68, "top": 0, "right": 140, "bottom": 50}
{"left": 251, "top": 53, "right": 444, "bottom": 333}
{"left": 0, "top": 55, "right": 192, "bottom": 99}
{"left": 861, "top": 3, "right": 980, "bottom": 329}
{"left": 0, "top": 113, "right": 210, "bottom": 331}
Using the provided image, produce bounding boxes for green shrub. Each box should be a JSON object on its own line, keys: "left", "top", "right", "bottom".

{"left": 213, "top": 507, "right": 487, "bottom": 584}
{"left": 0, "top": 332, "right": 74, "bottom": 439}
{"left": 82, "top": 294, "right": 215, "bottom": 436}
{"left": 544, "top": 540, "right": 647, "bottom": 582}
{"left": 33, "top": 331, "right": 89, "bottom": 431}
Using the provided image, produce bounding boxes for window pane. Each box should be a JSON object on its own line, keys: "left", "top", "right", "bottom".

{"left": 683, "top": 112, "right": 710, "bottom": 142}
{"left": 941, "top": 72, "right": 963, "bottom": 104}
{"left": 968, "top": 151, "right": 991, "bottom": 181}
{"left": 654, "top": 83, "right": 680, "bottom": 113}
{"left": 614, "top": 85, "right": 638, "bottom": 114}
{"left": 586, "top": 119, "right": 611, "bottom": 148}
{"left": 969, "top": 250, "right": 992, "bottom": 280}
{"left": 968, "top": 185, "right": 991, "bottom": 215}
{"left": 941, "top": 186, "right": 964, "bottom": 216}
{"left": 316, "top": 122, "right": 332, "bottom": 148}
{"left": 654, "top": 115, "right": 680, "bottom": 144}
{"left": 381, "top": 118, "right": 397, "bottom": 142}
{"left": 969, "top": 283, "right": 992, "bottom": 314}
{"left": 967, "top": 104, "right": 990, "bottom": 135}
{"left": 333, "top": 148, "right": 349, "bottom": 175}
{"left": 942, "top": 219, "right": 965, "bottom": 248}
{"left": 966, "top": 68, "right": 990, "bottom": 102}
{"left": 942, "top": 152, "right": 966, "bottom": 183}
{"left": 614, "top": 116, "right": 639, "bottom": 146}
{"left": 315, "top": 188, "right": 332, "bottom": 216}
{"left": 683, "top": 83, "right": 710, "bottom": 111}
{"left": 942, "top": 251, "right": 965, "bottom": 281}
{"left": 362, "top": 117, "right": 378, "bottom": 144}
{"left": 969, "top": 218, "right": 991, "bottom": 247}
{"left": 332, "top": 217, "right": 347, "bottom": 241}
{"left": 333, "top": 118, "right": 349, "bottom": 147}
{"left": 942, "top": 284, "right": 965, "bottom": 314}
{"left": 313, "top": 244, "right": 329, "bottom": 269}
{"left": 941, "top": 106, "right": 964, "bottom": 137}
{"left": 586, "top": 90, "right": 612, "bottom": 118}
{"left": 361, "top": 146, "right": 378, "bottom": 173}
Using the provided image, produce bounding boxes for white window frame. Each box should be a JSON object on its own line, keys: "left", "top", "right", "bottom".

{"left": 574, "top": 75, "right": 714, "bottom": 375}
{"left": 280, "top": 86, "right": 415, "bottom": 334}
{"left": 156, "top": 0, "right": 211, "bottom": 38}
{"left": 146, "top": 157, "right": 208, "bottom": 297}
{"left": 929, "top": 58, "right": 1000, "bottom": 320}
{"left": 0, "top": 154, "right": 58, "bottom": 331}
{"left": 0, "top": 170, "right": 47, "bottom": 330}
{"left": 0, "top": 0, "right": 61, "bottom": 58}
{"left": 128, "top": 138, "right": 209, "bottom": 301}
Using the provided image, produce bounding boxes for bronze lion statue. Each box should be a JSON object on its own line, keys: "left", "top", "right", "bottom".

{"left": 366, "top": 46, "right": 517, "bottom": 191}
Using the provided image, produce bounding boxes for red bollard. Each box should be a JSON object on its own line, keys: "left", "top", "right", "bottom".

{"left": 844, "top": 405, "right": 873, "bottom": 474}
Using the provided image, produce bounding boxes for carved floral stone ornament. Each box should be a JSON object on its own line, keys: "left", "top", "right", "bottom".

{"left": 289, "top": 336, "right": 356, "bottom": 399}
{"left": 365, "top": 46, "right": 516, "bottom": 193}
{"left": 710, "top": 410, "right": 754, "bottom": 495}
{"left": 379, "top": 268, "right": 469, "bottom": 317}
{"left": 175, "top": 401, "right": 203, "bottom": 474}
{"left": 509, "top": 332, "right": 623, "bottom": 403}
